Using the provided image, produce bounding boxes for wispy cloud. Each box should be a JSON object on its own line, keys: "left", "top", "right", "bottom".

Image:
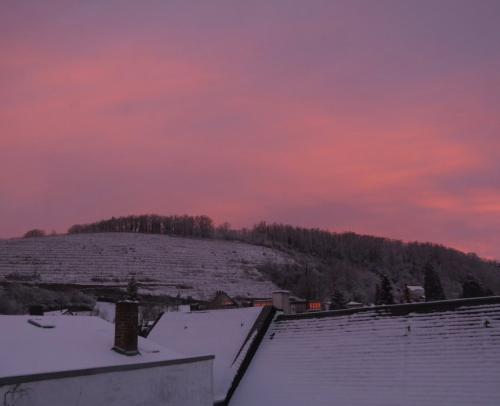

{"left": 1, "top": 1, "right": 499, "bottom": 258}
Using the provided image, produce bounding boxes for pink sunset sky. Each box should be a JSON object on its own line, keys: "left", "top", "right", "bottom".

{"left": 1, "top": 1, "right": 499, "bottom": 259}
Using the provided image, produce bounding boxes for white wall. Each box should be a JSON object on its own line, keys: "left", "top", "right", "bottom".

{"left": 0, "top": 359, "right": 213, "bottom": 406}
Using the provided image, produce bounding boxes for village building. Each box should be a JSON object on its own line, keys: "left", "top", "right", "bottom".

{"left": 227, "top": 296, "right": 500, "bottom": 406}
{"left": 252, "top": 298, "right": 273, "bottom": 307}
{"left": 250, "top": 291, "right": 324, "bottom": 314}
{"left": 306, "top": 299, "right": 322, "bottom": 311}
{"left": 0, "top": 302, "right": 214, "bottom": 406}
{"left": 345, "top": 300, "right": 364, "bottom": 309}
{"left": 404, "top": 284, "right": 426, "bottom": 303}
{"left": 290, "top": 297, "right": 308, "bottom": 313}
{"left": 207, "top": 291, "right": 239, "bottom": 309}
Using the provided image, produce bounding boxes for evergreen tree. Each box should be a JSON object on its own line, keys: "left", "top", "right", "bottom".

{"left": 126, "top": 277, "right": 138, "bottom": 301}
{"left": 424, "top": 262, "right": 446, "bottom": 301}
{"left": 403, "top": 284, "right": 411, "bottom": 303}
{"left": 23, "top": 229, "right": 46, "bottom": 238}
{"left": 375, "top": 274, "right": 394, "bottom": 305}
{"left": 330, "top": 289, "right": 347, "bottom": 310}
{"left": 461, "top": 275, "right": 488, "bottom": 298}
{"left": 374, "top": 284, "right": 381, "bottom": 305}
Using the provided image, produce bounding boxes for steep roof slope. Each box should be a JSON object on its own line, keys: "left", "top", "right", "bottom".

{"left": 230, "top": 297, "right": 500, "bottom": 406}
{"left": 148, "top": 307, "right": 265, "bottom": 403}
{"left": 0, "top": 233, "right": 292, "bottom": 299}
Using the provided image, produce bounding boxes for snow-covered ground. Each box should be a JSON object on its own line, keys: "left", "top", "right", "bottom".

{"left": 0, "top": 233, "right": 293, "bottom": 299}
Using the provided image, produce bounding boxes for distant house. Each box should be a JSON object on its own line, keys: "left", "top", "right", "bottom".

{"left": 251, "top": 294, "right": 323, "bottom": 314}
{"left": 208, "top": 291, "right": 238, "bottom": 309}
{"left": 147, "top": 306, "right": 271, "bottom": 404}
{"left": 345, "top": 300, "right": 364, "bottom": 309}
{"left": 290, "top": 298, "right": 308, "bottom": 313}
{"left": 0, "top": 302, "right": 214, "bottom": 406}
{"left": 252, "top": 298, "right": 273, "bottom": 307}
{"left": 228, "top": 296, "right": 500, "bottom": 406}
{"left": 306, "top": 300, "right": 322, "bottom": 311}
{"left": 404, "top": 285, "right": 426, "bottom": 302}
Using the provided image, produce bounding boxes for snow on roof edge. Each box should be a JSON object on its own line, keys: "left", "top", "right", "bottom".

{"left": 0, "top": 354, "right": 214, "bottom": 387}
{"left": 277, "top": 296, "right": 500, "bottom": 321}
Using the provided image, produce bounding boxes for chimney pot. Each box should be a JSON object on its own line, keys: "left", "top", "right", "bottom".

{"left": 113, "top": 301, "right": 139, "bottom": 355}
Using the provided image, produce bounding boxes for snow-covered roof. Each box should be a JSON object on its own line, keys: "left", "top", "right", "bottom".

{"left": 147, "top": 306, "right": 265, "bottom": 402}
{"left": 94, "top": 300, "right": 116, "bottom": 323}
{"left": 0, "top": 315, "right": 207, "bottom": 382}
{"left": 44, "top": 308, "right": 94, "bottom": 316}
{"left": 230, "top": 297, "right": 500, "bottom": 406}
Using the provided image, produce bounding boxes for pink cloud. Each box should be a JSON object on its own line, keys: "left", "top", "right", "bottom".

{"left": 1, "top": 1, "right": 499, "bottom": 259}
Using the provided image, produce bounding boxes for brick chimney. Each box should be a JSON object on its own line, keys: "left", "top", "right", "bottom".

{"left": 272, "top": 290, "right": 291, "bottom": 314}
{"left": 113, "top": 301, "right": 139, "bottom": 355}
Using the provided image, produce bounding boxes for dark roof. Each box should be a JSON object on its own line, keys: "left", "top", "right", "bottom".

{"left": 230, "top": 297, "right": 500, "bottom": 406}
{"left": 207, "top": 291, "right": 238, "bottom": 308}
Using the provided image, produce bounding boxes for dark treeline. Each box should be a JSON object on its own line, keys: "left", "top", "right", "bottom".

{"left": 0, "top": 284, "right": 95, "bottom": 314}
{"left": 67, "top": 216, "right": 500, "bottom": 302}
{"left": 243, "top": 222, "right": 500, "bottom": 302}
{"left": 68, "top": 214, "right": 215, "bottom": 238}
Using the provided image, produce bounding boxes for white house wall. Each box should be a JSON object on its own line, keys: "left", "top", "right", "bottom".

{"left": 0, "top": 359, "right": 213, "bottom": 406}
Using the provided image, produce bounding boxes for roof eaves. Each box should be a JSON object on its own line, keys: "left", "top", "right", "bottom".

{"left": 0, "top": 355, "right": 214, "bottom": 387}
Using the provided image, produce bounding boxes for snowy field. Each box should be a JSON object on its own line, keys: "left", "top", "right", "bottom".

{"left": 0, "top": 233, "right": 293, "bottom": 299}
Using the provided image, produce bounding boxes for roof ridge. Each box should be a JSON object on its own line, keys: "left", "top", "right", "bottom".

{"left": 277, "top": 296, "right": 500, "bottom": 321}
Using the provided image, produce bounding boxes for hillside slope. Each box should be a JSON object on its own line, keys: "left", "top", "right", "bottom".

{"left": 0, "top": 233, "right": 293, "bottom": 299}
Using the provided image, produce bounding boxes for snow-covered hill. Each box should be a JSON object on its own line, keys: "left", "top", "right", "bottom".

{"left": 0, "top": 233, "right": 293, "bottom": 299}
